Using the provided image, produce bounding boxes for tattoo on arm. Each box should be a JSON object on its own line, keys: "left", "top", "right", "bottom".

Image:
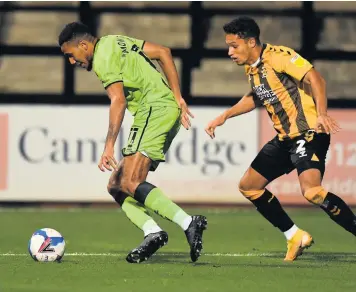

{"left": 105, "top": 123, "right": 115, "bottom": 145}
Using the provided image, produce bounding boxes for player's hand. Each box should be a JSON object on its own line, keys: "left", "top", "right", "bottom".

{"left": 314, "top": 114, "right": 341, "bottom": 134}
{"left": 178, "top": 98, "right": 194, "bottom": 130}
{"left": 205, "top": 115, "right": 226, "bottom": 139}
{"left": 98, "top": 146, "right": 118, "bottom": 172}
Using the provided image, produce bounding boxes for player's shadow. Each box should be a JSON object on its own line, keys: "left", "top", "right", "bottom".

{"left": 145, "top": 252, "right": 288, "bottom": 267}
{"left": 146, "top": 254, "right": 308, "bottom": 268}
{"left": 100, "top": 249, "right": 356, "bottom": 266}
{"left": 146, "top": 251, "right": 356, "bottom": 267}
{"left": 149, "top": 252, "right": 203, "bottom": 264}
{"left": 263, "top": 251, "right": 356, "bottom": 263}
{"left": 56, "top": 252, "right": 356, "bottom": 267}
{"left": 105, "top": 250, "right": 204, "bottom": 265}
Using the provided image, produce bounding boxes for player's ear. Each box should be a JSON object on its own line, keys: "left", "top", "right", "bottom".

{"left": 78, "top": 40, "right": 88, "bottom": 51}
{"left": 248, "top": 38, "right": 257, "bottom": 48}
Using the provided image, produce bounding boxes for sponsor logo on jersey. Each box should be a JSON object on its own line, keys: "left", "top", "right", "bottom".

{"left": 290, "top": 54, "right": 306, "bottom": 68}
{"left": 253, "top": 84, "right": 278, "bottom": 104}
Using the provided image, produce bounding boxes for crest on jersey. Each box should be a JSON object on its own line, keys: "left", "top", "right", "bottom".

{"left": 290, "top": 54, "right": 306, "bottom": 68}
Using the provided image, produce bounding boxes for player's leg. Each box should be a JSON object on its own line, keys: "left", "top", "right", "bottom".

{"left": 240, "top": 137, "right": 298, "bottom": 236}
{"left": 296, "top": 132, "right": 356, "bottom": 236}
{"left": 120, "top": 106, "right": 207, "bottom": 262}
{"left": 107, "top": 160, "right": 166, "bottom": 263}
{"left": 111, "top": 152, "right": 193, "bottom": 230}
{"left": 239, "top": 167, "right": 297, "bottom": 236}
{"left": 108, "top": 161, "right": 162, "bottom": 237}
{"left": 118, "top": 152, "right": 206, "bottom": 262}
{"left": 299, "top": 169, "right": 356, "bottom": 235}
{"left": 239, "top": 136, "right": 313, "bottom": 261}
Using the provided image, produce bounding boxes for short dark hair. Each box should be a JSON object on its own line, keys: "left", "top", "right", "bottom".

{"left": 58, "top": 22, "right": 93, "bottom": 46}
{"left": 223, "top": 16, "right": 260, "bottom": 43}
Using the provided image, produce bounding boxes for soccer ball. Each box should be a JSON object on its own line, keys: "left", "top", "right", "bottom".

{"left": 28, "top": 228, "right": 65, "bottom": 262}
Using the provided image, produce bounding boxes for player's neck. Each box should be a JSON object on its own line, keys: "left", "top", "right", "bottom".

{"left": 246, "top": 45, "right": 263, "bottom": 66}
{"left": 92, "top": 38, "right": 99, "bottom": 54}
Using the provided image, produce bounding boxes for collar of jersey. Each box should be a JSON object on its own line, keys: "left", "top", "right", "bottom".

{"left": 246, "top": 43, "right": 268, "bottom": 75}
{"left": 92, "top": 38, "right": 101, "bottom": 60}
{"left": 91, "top": 38, "right": 102, "bottom": 72}
{"left": 250, "top": 57, "right": 260, "bottom": 68}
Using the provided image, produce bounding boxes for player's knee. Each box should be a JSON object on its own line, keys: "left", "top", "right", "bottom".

{"left": 107, "top": 185, "right": 125, "bottom": 204}
{"left": 107, "top": 178, "right": 138, "bottom": 205}
{"left": 303, "top": 186, "right": 328, "bottom": 205}
{"left": 238, "top": 176, "right": 251, "bottom": 193}
{"left": 124, "top": 181, "right": 141, "bottom": 195}
{"left": 107, "top": 179, "right": 124, "bottom": 197}
{"left": 238, "top": 180, "right": 265, "bottom": 201}
{"left": 115, "top": 179, "right": 141, "bottom": 195}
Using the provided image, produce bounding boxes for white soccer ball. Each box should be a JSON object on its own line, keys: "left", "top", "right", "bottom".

{"left": 28, "top": 228, "right": 65, "bottom": 262}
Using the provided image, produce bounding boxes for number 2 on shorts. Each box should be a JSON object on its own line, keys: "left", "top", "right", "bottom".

{"left": 296, "top": 140, "right": 308, "bottom": 158}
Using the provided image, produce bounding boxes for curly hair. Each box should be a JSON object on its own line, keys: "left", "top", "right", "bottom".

{"left": 58, "top": 22, "right": 94, "bottom": 46}
{"left": 223, "top": 16, "right": 260, "bottom": 44}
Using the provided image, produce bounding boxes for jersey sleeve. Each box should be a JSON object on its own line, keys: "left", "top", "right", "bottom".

{"left": 272, "top": 49, "right": 313, "bottom": 81}
{"left": 124, "top": 36, "right": 146, "bottom": 50}
{"left": 94, "top": 39, "right": 124, "bottom": 89}
{"left": 124, "top": 36, "right": 145, "bottom": 50}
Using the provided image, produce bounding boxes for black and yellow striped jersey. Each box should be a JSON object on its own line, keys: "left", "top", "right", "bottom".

{"left": 245, "top": 43, "right": 316, "bottom": 140}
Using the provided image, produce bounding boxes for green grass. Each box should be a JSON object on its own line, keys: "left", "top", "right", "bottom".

{"left": 0, "top": 207, "right": 356, "bottom": 292}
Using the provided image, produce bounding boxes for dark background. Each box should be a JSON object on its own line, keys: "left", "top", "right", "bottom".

{"left": 1, "top": 1, "right": 356, "bottom": 108}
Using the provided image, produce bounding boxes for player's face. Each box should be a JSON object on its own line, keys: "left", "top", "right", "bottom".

{"left": 225, "top": 34, "right": 254, "bottom": 66}
{"left": 61, "top": 41, "right": 93, "bottom": 71}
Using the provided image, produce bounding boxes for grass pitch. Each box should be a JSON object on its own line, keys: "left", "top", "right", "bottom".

{"left": 1, "top": 207, "right": 356, "bottom": 292}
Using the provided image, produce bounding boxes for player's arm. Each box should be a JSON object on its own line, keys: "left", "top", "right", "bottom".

{"left": 221, "top": 91, "right": 257, "bottom": 119}
{"left": 303, "top": 69, "right": 340, "bottom": 134}
{"left": 98, "top": 82, "right": 127, "bottom": 172}
{"left": 205, "top": 91, "right": 256, "bottom": 139}
{"left": 142, "top": 41, "right": 194, "bottom": 130}
{"left": 142, "top": 42, "right": 181, "bottom": 100}
{"left": 280, "top": 52, "right": 327, "bottom": 116}
{"left": 276, "top": 50, "right": 340, "bottom": 134}
{"left": 303, "top": 69, "right": 327, "bottom": 115}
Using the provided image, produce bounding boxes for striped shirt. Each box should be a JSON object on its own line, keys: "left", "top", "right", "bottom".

{"left": 246, "top": 43, "right": 316, "bottom": 140}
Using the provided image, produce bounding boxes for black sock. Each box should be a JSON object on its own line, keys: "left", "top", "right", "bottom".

{"left": 320, "top": 192, "right": 356, "bottom": 235}
{"left": 110, "top": 190, "right": 129, "bottom": 207}
{"left": 133, "top": 182, "right": 156, "bottom": 204}
{"left": 251, "top": 189, "right": 294, "bottom": 232}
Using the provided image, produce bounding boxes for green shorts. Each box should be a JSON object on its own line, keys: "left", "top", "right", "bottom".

{"left": 122, "top": 106, "right": 181, "bottom": 171}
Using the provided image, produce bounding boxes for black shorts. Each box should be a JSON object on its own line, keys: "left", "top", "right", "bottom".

{"left": 251, "top": 130, "right": 330, "bottom": 182}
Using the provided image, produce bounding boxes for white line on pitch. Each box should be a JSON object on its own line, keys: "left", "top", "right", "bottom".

{"left": 1, "top": 252, "right": 355, "bottom": 258}
{"left": 0, "top": 252, "right": 278, "bottom": 257}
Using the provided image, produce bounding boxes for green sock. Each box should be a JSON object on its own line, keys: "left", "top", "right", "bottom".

{"left": 134, "top": 182, "right": 192, "bottom": 230}
{"left": 121, "top": 196, "right": 162, "bottom": 236}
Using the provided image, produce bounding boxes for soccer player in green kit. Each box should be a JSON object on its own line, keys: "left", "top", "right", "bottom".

{"left": 58, "top": 22, "right": 207, "bottom": 263}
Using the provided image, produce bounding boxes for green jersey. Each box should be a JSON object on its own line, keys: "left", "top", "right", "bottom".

{"left": 93, "top": 35, "right": 178, "bottom": 115}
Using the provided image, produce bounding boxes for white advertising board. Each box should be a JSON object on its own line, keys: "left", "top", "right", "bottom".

{"left": 0, "top": 105, "right": 258, "bottom": 203}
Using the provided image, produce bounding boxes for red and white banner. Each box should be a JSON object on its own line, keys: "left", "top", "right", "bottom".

{"left": 0, "top": 105, "right": 258, "bottom": 203}
{"left": 1, "top": 105, "right": 354, "bottom": 205}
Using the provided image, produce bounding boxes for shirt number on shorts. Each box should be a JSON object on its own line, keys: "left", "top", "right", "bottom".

{"left": 127, "top": 127, "right": 139, "bottom": 150}
{"left": 296, "top": 140, "right": 308, "bottom": 158}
